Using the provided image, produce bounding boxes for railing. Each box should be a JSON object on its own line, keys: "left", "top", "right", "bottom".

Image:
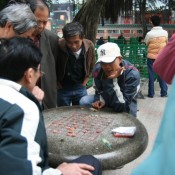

{"left": 98, "top": 24, "right": 175, "bottom": 30}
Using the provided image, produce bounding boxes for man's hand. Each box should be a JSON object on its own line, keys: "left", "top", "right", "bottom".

{"left": 92, "top": 101, "right": 105, "bottom": 109}
{"left": 32, "top": 86, "right": 44, "bottom": 102}
{"left": 57, "top": 162, "right": 94, "bottom": 175}
{"left": 107, "top": 67, "right": 125, "bottom": 79}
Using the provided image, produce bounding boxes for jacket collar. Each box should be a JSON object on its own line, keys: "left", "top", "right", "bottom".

{"left": 0, "top": 78, "right": 42, "bottom": 111}
{"left": 151, "top": 26, "right": 163, "bottom": 30}
{"left": 59, "top": 38, "right": 92, "bottom": 53}
{"left": 0, "top": 78, "right": 21, "bottom": 92}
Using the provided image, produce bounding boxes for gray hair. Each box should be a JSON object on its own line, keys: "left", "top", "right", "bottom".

{"left": 62, "top": 22, "right": 84, "bottom": 39}
{"left": 0, "top": 3, "right": 37, "bottom": 34}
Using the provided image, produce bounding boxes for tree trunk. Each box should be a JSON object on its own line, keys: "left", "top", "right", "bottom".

{"left": 73, "top": 0, "right": 107, "bottom": 44}
{"left": 138, "top": 0, "right": 147, "bottom": 37}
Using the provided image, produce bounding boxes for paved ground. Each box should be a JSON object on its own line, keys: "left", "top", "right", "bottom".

{"left": 88, "top": 80, "right": 168, "bottom": 175}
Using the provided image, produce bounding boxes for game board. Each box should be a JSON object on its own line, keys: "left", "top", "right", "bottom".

{"left": 46, "top": 109, "right": 113, "bottom": 142}
{"left": 43, "top": 106, "right": 148, "bottom": 170}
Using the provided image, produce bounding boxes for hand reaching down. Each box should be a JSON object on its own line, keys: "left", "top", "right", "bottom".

{"left": 92, "top": 100, "right": 105, "bottom": 110}
{"left": 57, "top": 162, "right": 95, "bottom": 175}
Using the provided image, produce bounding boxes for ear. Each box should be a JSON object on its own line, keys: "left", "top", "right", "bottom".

{"left": 81, "top": 35, "right": 85, "bottom": 39}
{"left": 4, "top": 22, "right": 12, "bottom": 32}
{"left": 82, "top": 35, "right": 85, "bottom": 39}
{"left": 4, "top": 22, "right": 15, "bottom": 38}
{"left": 24, "top": 68, "right": 33, "bottom": 84}
{"left": 118, "top": 56, "right": 122, "bottom": 63}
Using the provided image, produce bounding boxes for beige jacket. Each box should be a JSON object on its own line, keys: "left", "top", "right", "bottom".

{"left": 144, "top": 26, "right": 168, "bottom": 59}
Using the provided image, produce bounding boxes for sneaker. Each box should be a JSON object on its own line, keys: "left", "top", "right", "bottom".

{"left": 116, "top": 165, "right": 124, "bottom": 169}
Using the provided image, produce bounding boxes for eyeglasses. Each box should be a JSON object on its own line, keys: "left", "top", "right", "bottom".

{"left": 32, "top": 67, "right": 45, "bottom": 76}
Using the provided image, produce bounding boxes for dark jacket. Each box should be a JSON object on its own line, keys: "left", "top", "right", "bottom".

{"left": 40, "top": 29, "right": 59, "bottom": 109}
{"left": 0, "top": 79, "right": 61, "bottom": 175}
{"left": 56, "top": 38, "right": 96, "bottom": 83}
{"left": 93, "top": 60, "right": 140, "bottom": 117}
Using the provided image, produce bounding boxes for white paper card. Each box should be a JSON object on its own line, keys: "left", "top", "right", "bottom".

{"left": 111, "top": 126, "right": 136, "bottom": 136}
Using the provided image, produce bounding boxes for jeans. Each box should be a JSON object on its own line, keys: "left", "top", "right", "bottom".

{"left": 70, "top": 155, "right": 102, "bottom": 175}
{"left": 80, "top": 94, "right": 94, "bottom": 106}
{"left": 147, "top": 58, "right": 168, "bottom": 97}
{"left": 57, "top": 84, "right": 87, "bottom": 106}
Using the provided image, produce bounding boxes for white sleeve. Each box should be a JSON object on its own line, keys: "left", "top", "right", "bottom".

{"left": 43, "top": 168, "right": 63, "bottom": 175}
{"left": 100, "top": 95, "right": 105, "bottom": 104}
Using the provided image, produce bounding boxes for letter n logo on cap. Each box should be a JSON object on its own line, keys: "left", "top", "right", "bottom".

{"left": 100, "top": 49, "right": 106, "bottom": 56}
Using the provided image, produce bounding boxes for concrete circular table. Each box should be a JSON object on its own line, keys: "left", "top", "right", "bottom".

{"left": 43, "top": 106, "right": 148, "bottom": 170}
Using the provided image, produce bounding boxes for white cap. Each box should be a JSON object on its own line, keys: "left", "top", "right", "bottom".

{"left": 97, "top": 42, "right": 121, "bottom": 63}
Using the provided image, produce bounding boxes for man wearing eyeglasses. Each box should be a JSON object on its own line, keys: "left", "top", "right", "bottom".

{"left": 29, "top": 0, "right": 59, "bottom": 109}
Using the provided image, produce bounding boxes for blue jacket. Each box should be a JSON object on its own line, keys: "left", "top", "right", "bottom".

{"left": 0, "top": 79, "right": 61, "bottom": 175}
{"left": 132, "top": 78, "right": 175, "bottom": 175}
{"left": 93, "top": 60, "right": 140, "bottom": 117}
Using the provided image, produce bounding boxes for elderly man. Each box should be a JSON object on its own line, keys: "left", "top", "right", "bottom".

{"left": 29, "top": 0, "right": 59, "bottom": 109}
{"left": 80, "top": 42, "right": 140, "bottom": 117}
{"left": 0, "top": 3, "right": 44, "bottom": 102}
{"left": 0, "top": 3, "right": 37, "bottom": 38}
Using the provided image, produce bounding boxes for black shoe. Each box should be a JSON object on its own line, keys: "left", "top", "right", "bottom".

{"left": 161, "top": 95, "right": 168, "bottom": 97}
{"left": 116, "top": 165, "right": 124, "bottom": 169}
{"left": 147, "top": 95, "right": 154, "bottom": 98}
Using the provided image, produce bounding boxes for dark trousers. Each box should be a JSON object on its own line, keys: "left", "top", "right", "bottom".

{"left": 147, "top": 58, "right": 168, "bottom": 97}
{"left": 70, "top": 155, "right": 102, "bottom": 175}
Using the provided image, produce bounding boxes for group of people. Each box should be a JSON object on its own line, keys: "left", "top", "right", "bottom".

{"left": 0, "top": 0, "right": 141, "bottom": 174}
{"left": 0, "top": 0, "right": 172, "bottom": 174}
{"left": 0, "top": 1, "right": 102, "bottom": 175}
{"left": 0, "top": 1, "right": 142, "bottom": 115}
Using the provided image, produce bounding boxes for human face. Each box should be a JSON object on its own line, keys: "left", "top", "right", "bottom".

{"left": 34, "top": 7, "right": 49, "bottom": 34}
{"left": 101, "top": 57, "right": 123, "bottom": 79}
{"left": 65, "top": 35, "right": 83, "bottom": 52}
{"left": 0, "top": 23, "right": 16, "bottom": 38}
{"left": 0, "top": 23, "right": 36, "bottom": 39}
{"left": 19, "top": 28, "right": 36, "bottom": 39}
